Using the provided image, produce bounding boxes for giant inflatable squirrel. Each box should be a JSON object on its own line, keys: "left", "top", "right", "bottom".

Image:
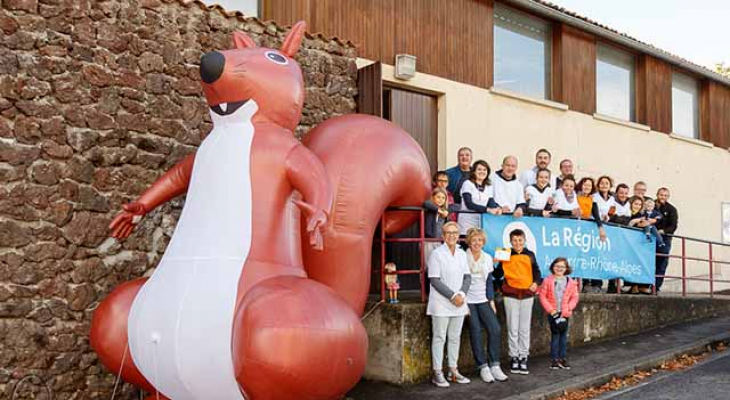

{"left": 90, "top": 21, "right": 431, "bottom": 400}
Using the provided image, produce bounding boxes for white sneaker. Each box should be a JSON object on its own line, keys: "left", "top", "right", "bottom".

{"left": 446, "top": 370, "right": 471, "bottom": 384}
{"left": 490, "top": 365, "right": 509, "bottom": 382}
{"left": 432, "top": 371, "right": 450, "bottom": 388}
{"left": 480, "top": 367, "right": 495, "bottom": 383}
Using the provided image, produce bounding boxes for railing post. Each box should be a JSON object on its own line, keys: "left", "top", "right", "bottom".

{"left": 709, "top": 243, "right": 714, "bottom": 298}
{"left": 420, "top": 209, "right": 426, "bottom": 302}
{"left": 380, "top": 213, "right": 386, "bottom": 303}
{"left": 681, "top": 238, "right": 686, "bottom": 297}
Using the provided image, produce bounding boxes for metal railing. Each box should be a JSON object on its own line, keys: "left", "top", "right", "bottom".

{"left": 375, "top": 207, "right": 730, "bottom": 302}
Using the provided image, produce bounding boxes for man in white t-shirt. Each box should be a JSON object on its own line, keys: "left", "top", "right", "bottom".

{"left": 427, "top": 221, "right": 471, "bottom": 387}
{"left": 609, "top": 183, "right": 632, "bottom": 225}
{"left": 519, "top": 149, "right": 558, "bottom": 189}
{"left": 605, "top": 183, "right": 632, "bottom": 294}
{"left": 492, "top": 156, "right": 526, "bottom": 218}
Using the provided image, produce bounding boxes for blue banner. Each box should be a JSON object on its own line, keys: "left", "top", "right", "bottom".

{"left": 480, "top": 215, "right": 656, "bottom": 284}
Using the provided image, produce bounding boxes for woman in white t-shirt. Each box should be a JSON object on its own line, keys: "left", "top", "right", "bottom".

{"left": 459, "top": 160, "right": 501, "bottom": 235}
{"left": 427, "top": 221, "right": 472, "bottom": 387}
{"left": 464, "top": 228, "right": 508, "bottom": 383}
{"left": 593, "top": 175, "right": 616, "bottom": 222}
{"left": 552, "top": 175, "right": 580, "bottom": 217}
{"left": 524, "top": 168, "right": 554, "bottom": 217}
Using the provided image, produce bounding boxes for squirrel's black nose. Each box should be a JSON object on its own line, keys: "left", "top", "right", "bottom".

{"left": 200, "top": 51, "right": 225, "bottom": 84}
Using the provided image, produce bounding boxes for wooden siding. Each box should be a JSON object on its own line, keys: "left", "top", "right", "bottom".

{"left": 636, "top": 55, "right": 672, "bottom": 133}
{"left": 265, "top": 0, "right": 730, "bottom": 136}
{"left": 263, "top": 0, "right": 494, "bottom": 88}
{"left": 552, "top": 23, "right": 596, "bottom": 113}
{"left": 700, "top": 80, "right": 730, "bottom": 148}
{"left": 261, "top": 0, "right": 314, "bottom": 26}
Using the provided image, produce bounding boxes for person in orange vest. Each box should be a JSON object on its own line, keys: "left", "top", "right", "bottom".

{"left": 492, "top": 229, "right": 541, "bottom": 375}
{"left": 575, "top": 177, "right": 607, "bottom": 292}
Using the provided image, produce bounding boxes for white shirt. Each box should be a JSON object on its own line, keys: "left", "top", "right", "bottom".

{"left": 491, "top": 171, "right": 525, "bottom": 212}
{"left": 466, "top": 250, "right": 494, "bottom": 304}
{"left": 459, "top": 180, "right": 494, "bottom": 234}
{"left": 554, "top": 188, "right": 579, "bottom": 211}
{"left": 613, "top": 198, "right": 632, "bottom": 217}
{"left": 519, "top": 166, "right": 558, "bottom": 190}
{"left": 427, "top": 244, "right": 470, "bottom": 317}
{"left": 592, "top": 193, "right": 616, "bottom": 220}
{"left": 525, "top": 185, "right": 555, "bottom": 211}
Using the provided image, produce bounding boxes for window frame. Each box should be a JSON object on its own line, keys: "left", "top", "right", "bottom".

{"left": 595, "top": 41, "right": 637, "bottom": 122}
{"left": 671, "top": 70, "right": 701, "bottom": 139}
{"left": 492, "top": 2, "right": 554, "bottom": 101}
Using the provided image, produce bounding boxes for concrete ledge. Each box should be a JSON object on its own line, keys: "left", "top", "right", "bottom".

{"left": 669, "top": 133, "right": 714, "bottom": 148}
{"left": 361, "top": 294, "right": 730, "bottom": 384}
{"left": 592, "top": 113, "right": 651, "bottom": 131}
{"left": 489, "top": 87, "right": 570, "bottom": 111}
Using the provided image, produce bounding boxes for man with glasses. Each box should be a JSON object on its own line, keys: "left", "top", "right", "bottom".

{"left": 427, "top": 221, "right": 472, "bottom": 387}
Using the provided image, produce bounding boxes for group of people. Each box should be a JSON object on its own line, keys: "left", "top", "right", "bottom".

{"left": 427, "top": 224, "right": 577, "bottom": 386}
{"left": 423, "top": 147, "right": 680, "bottom": 387}
{"left": 425, "top": 147, "right": 679, "bottom": 295}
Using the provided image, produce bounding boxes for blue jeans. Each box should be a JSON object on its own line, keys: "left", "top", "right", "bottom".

{"left": 644, "top": 225, "right": 665, "bottom": 247}
{"left": 655, "top": 236, "right": 672, "bottom": 290}
{"left": 467, "top": 302, "right": 502, "bottom": 368}
{"left": 547, "top": 316, "right": 569, "bottom": 360}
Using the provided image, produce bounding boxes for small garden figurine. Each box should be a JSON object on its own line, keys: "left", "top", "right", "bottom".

{"left": 385, "top": 262, "right": 400, "bottom": 304}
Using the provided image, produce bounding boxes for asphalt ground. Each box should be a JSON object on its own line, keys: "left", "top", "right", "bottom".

{"left": 596, "top": 350, "right": 730, "bottom": 400}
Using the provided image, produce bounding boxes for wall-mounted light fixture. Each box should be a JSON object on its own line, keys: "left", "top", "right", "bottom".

{"left": 394, "top": 54, "right": 417, "bottom": 80}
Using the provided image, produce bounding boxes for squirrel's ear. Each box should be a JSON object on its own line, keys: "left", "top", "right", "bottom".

{"left": 280, "top": 21, "right": 307, "bottom": 57}
{"left": 232, "top": 31, "right": 257, "bottom": 49}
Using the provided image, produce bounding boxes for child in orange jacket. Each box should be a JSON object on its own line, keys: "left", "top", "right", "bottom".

{"left": 538, "top": 257, "right": 579, "bottom": 370}
{"left": 492, "top": 229, "right": 541, "bottom": 375}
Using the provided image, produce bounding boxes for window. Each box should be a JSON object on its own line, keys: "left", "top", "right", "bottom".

{"left": 493, "top": 3, "right": 552, "bottom": 99}
{"left": 596, "top": 44, "right": 635, "bottom": 121}
{"left": 671, "top": 72, "right": 699, "bottom": 138}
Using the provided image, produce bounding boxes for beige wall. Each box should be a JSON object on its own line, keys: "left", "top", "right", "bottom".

{"left": 359, "top": 59, "right": 730, "bottom": 292}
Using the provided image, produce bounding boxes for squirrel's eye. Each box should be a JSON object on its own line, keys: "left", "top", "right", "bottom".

{"left": 265, "top": 51, "right": 288, "bottom": 65}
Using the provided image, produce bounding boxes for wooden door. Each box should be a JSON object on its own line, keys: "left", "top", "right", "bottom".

{"left": 385, "top": 87, "right": 438, "bottom": 172}
{"left": 383, "top": 87, "right": 438, "bottom": 291}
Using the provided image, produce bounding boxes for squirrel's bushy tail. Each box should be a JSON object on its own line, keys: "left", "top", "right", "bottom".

{"left": 302, "top": 114, "right": 431, "bottom": 315}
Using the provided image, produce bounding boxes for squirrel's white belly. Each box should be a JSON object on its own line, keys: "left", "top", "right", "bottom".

{"left": 127, "top": 114, "right": 255, "bottom": 400}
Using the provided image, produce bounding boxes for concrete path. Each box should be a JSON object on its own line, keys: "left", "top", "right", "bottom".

{"left": 347, "top": 316, "right": 730, "bottom": 400}
{"left": 596, "top": 350, "right": 730, "bottom": 400}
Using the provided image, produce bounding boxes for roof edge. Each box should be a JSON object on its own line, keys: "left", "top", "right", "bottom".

{"left": 169, "top": 0, "right": 357, "bottom": 48}
{"left": 504, "top": 0, "right": 730, "bottom": 86}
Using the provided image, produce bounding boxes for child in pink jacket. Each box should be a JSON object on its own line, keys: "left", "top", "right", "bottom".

{"left": 538, "top": 257, "right": 579, "bottom": 370}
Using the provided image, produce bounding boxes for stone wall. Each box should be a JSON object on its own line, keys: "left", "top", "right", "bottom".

{"left": 0, "top": 0, "right": 357, "bottom": 399}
